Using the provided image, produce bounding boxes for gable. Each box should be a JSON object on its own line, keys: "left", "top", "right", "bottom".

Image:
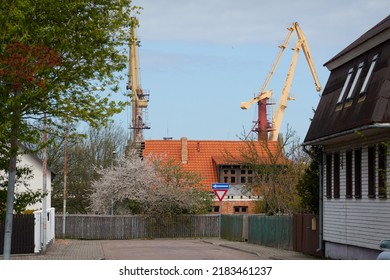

{"left": 304, "top": 18, "right": 390, "bottom": 145}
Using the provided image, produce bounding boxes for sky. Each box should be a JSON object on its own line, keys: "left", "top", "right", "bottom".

{"left": 112, "top": 0, "right": 390, "bottom": 142}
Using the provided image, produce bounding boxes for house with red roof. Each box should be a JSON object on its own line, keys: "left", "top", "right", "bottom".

{"left": 142, "top": 137, "right": 281, "bottom": 214}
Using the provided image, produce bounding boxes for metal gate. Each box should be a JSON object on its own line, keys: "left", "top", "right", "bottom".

{"left": 0, "top": 214, "right": 35, "bottom": 254}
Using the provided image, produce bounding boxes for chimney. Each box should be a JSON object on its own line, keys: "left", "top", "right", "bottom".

{"left": 181, "top": 137, "right": 188, "bottom": 164}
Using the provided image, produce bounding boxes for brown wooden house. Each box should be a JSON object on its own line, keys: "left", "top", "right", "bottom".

{"left": 304, "top": 15, "right": 390, "bottom": 259}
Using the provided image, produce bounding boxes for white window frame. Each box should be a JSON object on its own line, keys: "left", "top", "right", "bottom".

{"left": 337, "top": 67, "right": 354, "bottom": 104}
{"left": 360, "top": 54, "right": 379, "bottom": 95}
{"left": 346, "top": 62, "right": 364, "bottom": 101}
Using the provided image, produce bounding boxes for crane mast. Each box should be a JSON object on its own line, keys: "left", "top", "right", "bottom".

{"left": 241, "top": 22, "right": 321, "bottom": 141}
{"left": 127, "top": 17, "right": 149, "bottom": 156}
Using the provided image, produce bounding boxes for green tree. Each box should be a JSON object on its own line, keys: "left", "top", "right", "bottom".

{"left": 0, "top": 162, "right": 46, "bottom": 218}
{"left": 0, "top": 0, "right": 140, "bottom": 258}
{"left": 231, "top": 126, "right": 309, "bottom": 215}
{"left": 296, "top": 146, "right": 321, "bottom": 214}
{"left": 50, "top": 123, "right": 128, "bottom": 214}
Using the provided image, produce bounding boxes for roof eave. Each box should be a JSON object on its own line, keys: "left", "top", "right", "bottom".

{"left": 303, "top": 123, "right": 390, "bottom": 146}
{"left": 325, "top": 28, "right": 390, "bottom": 71}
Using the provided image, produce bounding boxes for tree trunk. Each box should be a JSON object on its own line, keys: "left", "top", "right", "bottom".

{"left": 2, "top": 90, "right": 21, "bottom": 260}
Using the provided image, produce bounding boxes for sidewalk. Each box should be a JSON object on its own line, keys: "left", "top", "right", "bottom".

{"left": 202, "top": 239, "right": 318, "bottom": 260}
{"left": 9, "top": 239, "right": 105, "bottom": 260}
{"left": 8, "top": 238, "right": 317, "bottom": 260}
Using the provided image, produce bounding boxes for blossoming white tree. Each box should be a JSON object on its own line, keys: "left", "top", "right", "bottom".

{"left": 89, "top": 153, "right": 212, "bottom": 217}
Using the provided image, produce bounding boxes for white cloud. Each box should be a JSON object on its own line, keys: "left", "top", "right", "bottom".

{"left": 125, "top": 0, "right": 390, "bottom": 141}
{"left": 133, "top": 0, "right": 390, "bottom": 47}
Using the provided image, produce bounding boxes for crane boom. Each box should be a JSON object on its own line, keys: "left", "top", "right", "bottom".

{"left": 128, "top": 18, "right": 149, "bottom": 139}
{"left": 293, "top": 22, "right": 322, "bottom": 92}
{"left": 240, "top": 22, "right": 322, "bottom": 141}
{"left": 126, "top": 17, "right": 150, "bottom": 157}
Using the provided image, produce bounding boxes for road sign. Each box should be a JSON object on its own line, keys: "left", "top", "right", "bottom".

{"left": 214, "top": 190, "right": 228, "bottom": 202}
{"left": 212, "top": 183, "right": 230, "bottom": 190}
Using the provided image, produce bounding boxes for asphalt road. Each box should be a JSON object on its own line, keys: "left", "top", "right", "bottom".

{"left": 101, "top": 239, "right": 263, "bottom": 260}
{"left": 8, "top": 238, "right": 317, "bottom": 260}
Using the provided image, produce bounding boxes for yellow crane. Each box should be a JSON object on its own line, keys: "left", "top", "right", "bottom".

{"left": 128, "top": 17, "right": 149, "bottom": 145}
{"left": 241, "top": 22, "right": 322, "bottom": 141}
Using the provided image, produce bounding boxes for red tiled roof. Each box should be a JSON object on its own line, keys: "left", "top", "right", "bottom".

{"left": 143, "top": 138, "right": 281, "bottom": 190}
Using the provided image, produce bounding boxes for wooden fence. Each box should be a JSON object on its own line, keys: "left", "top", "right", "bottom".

{"left": 221, "top": 214, "right": 321, "bottom": 255}
{"left": 56, "top": 214, "right": 220, "bottom": 239}
{"left": 0, "top": 214, "right": 35, "bottom": 254}
{"left": 248, "top": 215, "right": 293, "bottom": 250}
{"left": 220, "top": 214, "right": 293, "bottom": 250}
{"left": 1, "top": 213, "right": 320, "bottom": 256}
{"left": 293, "top": 213, "right": 323, "bottom": 257}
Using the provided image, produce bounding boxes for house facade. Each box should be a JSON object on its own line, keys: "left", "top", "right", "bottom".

{"left": 1, "top": 148, "right": 52, "bottom": 212}
{"left": 18, "top": 150, "right": 52, "bottom": 211}
{"left": 142, "top": 137, "right": 281, "bottom": 214}
{"left": 304, "top": 15, "right": 390, "bottom": 259}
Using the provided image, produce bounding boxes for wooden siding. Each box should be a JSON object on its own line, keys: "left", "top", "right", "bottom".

{"left": 323, "top": 144, "right": 390, "bottom": 251}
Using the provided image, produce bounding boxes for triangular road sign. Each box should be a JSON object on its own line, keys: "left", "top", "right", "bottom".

{"left": 214, "top": 190, "right": 227, "bottom": 202}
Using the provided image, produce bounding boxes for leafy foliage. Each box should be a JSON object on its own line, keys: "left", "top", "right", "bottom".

{"left": 0, "top": 0, "right": 140, "bottom": 147}
{"left": 296, "top": 146, "right": 322, "bottom": 214}
{"left": 235, "top": 126, "right": 309, "bottom": 215}
{"left": 0, "top": 0, "right": 139, "bottom": 217}
{"left": 0, "top": 157, "right": 46, "bottom": 217}
{"left": 89, "top": 153, "right": 212, "bottom": 218}
{"left": 29, "top": 123, "right": 129, "bottom": 214}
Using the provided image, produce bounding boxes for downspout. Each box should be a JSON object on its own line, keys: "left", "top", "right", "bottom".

{"left": 317, "top": 146, "right": 324, "bottom": 253}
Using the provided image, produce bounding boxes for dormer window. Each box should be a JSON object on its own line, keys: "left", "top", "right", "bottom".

{"left": 359, "top": 54, "right": 379, "bottom": 97}
{"left": 336, "top": 54, "right": 379, "bottom": 110}
{"left": 336, "top": 67, "right": 354, "bottom": 108}
{"left": 345, "top": 62, "right": 364, "bottom": 106}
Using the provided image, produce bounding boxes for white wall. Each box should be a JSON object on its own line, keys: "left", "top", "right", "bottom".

{"left": 323, "top": 143, "right": 390, "bottom": 259}
{"left": 17, "top": 153, "right": 52, "bottom": 211}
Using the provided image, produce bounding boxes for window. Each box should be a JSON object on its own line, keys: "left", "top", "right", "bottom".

{"left": 354, "top": 149, "right": 362, "bottom": 199}
{"left": 333, "top": 153, "right": 340, "bottom": 198}
{"left": 234, "top": 206, "right": 248, "bottom": 213}
{"left": 219, "top": 166, "right": 253, "bottom": 185}
{"left": 337, "top": 67, "right": 354, "bottom": 105}
{"left": 378, "top": 143, "right": 387, "bottom": 198}
{"left": 211, "top": 206, "right": 220, "bottom": 213}
{"left": 360, "top": 54, "right": 378, "bottom": 96}
{"left": 346, "top": 151, "right": 352, "bottom": 198}
{"left": 326, "top": 154, "right": 332, "bottom": 198}
{"left": 368, "top": 146, "right": 376, "bottom": 198}
{"left": 346, "top": 62, "right": 364, "bottom": 102}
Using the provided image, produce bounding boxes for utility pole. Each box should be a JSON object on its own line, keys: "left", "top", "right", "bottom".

{"left": 62, "top": 119, "right": 69, "bottom": 238}
{"left": 111, "top": 150, "right": 116, "bottom": 215}
{"left": 41, "top": 112, "right": 48, "bottom": 253}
